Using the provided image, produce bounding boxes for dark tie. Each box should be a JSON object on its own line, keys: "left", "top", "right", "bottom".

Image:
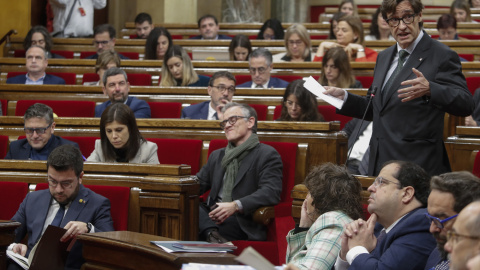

{"left": 51, "top": 204, "right": 66, "bottom": 227}
{"left": 213, "top": 112, "right": 218, "bottom": 120}
{"left": 377, "top": 229, "right": 387, "bottom": 245}
{"left": 255, "top": 84, "right": 264, "bottom": 88}
{"left": 382, "top": 50, "right": 409, "bottom": 102}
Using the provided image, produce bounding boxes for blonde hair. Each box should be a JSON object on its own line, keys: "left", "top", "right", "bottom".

{"left": 284, "top": 24, "right": 311, "bottom": 59}
{"left": 160, "top": 45, "right": 199, "bottom": 86}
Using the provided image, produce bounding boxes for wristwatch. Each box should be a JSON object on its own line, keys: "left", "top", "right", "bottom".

{"left": 86, "top": 222, "right": 92, "bottom": 233}
{"left": 357, "top": 48, "right": 365, "bottom": 52}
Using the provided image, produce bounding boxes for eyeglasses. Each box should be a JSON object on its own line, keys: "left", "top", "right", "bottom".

{"left": 249, "top": 67, "right": 268, "bottom": 75}
{"left": 24, "top": 123, "right": 52, "bottom": 135}
{"left": 288, "top": 40, "right": 304, "bottom": 46}
{"left": 446, "top": 230, "right": 480, "bottom": 244}
{"left": 47, "top": 178, "right": 75, "bottom": 189}
{"left": 373, "top": 176, "right": 402, "bottom": 188}
{"left": 93, "top": 40, "right": 112, "bottom": 46}
{"left": 219, "top": 115, "right": 248, "bottom": 129}
{"left": 385, "top": 14, "right": 416, "bottom": 27}
{"left": 212, "top": 85, "right": 235, "bottom": 94}
{"left": 425, "top": 213, "right": 458, "bottom": 229}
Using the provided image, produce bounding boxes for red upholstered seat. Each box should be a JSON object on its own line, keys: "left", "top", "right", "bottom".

{"left": 147, "top": 102, "right": 182, "bottom": 119}
{"left": 0, "top": 135, "right": 9, "bottom": 159}
{"left": 61, "top": 136, "right": 99, "bottom": 159}
{"left": 272, "top": 75, "right": 303, "bottom": 83}
{"left": 82, "top": 73, "right": 100, "bottom": 84}
{"left": 318, "top": 105, "right": 352, "bottom": 129}
{"left": 207, "top": 139, "right": 298, "bottom": 265}
{"left": 356, "top": 76, "right": 374, "bottom": 88}
{"left": 15, "top": 100, "right": 96, "bottom": 117}
{"left": 1, "top": 99, "right": 7, "bottom": 116}
{"left": 249, "top": 104, "right": 268, "bottom": 121}
{"left": 0, "top": 182, "right": 29, "bottom": 220}
{"left": 127, "top": 73, "right": 152, "bottom": 86}
{"left": 273, "top": 105, "right": 282, "bottom": 120}
{"left": 171, "top": 35, "right": 184, "bottom": 40}
{"left": 472, "top": 151, "right": 480, "bottom": 178}
{"left": 35, "top": 183, "right": 130, "bottom": 231}
{"left": 13, "top": 50, "right": 26, "bottom": 58}
{"left": 459, "top": 34, "right": 480, "bottom": 40}
{"left": 7, "top": 72, "right": 76, "bottom": 85}
{"left": 459, "top": 54, "right": 474, "bottom": 61}
{"left": 80, "top": 51, "right": 96, "bottom": 59}
{"left": 146, "top": 138, "right": 203, "bottom": 174}
{"left": 466, "top": 77, "right": 480, "bottom": 95}
{"left": 234, "top": 75, "right": 252, "bottom": 86}
{"left": 310, "top": 35, "right": 328, "bottom": 40}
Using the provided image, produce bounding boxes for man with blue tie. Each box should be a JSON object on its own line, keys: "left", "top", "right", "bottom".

{"left": 8, "top": 145, "right": 114, "bottom": 270}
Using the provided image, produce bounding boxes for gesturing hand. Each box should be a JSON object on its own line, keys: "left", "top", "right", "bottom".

{"left": 398, "top": 68, "right": 430, "bottom": 102}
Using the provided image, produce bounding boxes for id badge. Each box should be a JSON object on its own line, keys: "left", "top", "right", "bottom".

{"left": 79, "top": 7, "right": 86, "bottom": 16}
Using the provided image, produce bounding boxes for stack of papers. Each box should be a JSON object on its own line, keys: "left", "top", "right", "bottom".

{"left": 151, "top": 241, "right": 236, "bottom": 253}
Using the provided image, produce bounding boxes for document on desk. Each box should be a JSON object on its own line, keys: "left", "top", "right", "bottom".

{"left": 303, "top": 76, "right": 344, "bottom": 109}
{"left": 151, "top": 241, "right": 234, "bottom": 253}
{"left": 182, "top": 263, "right": 284, "bottom": 270}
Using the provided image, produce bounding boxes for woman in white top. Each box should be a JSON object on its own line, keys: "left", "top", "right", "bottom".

{"left": 87, "top": 103, "right": 159, "bottom": 164}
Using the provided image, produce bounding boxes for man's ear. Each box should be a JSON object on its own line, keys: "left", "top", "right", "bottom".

{"left": 401, "top": 186, "right": 415, "bottom": 204}
{"left": 207, "top": 86, "right": 213, "bottom": 97}
{"left": 50, "top": 122, "right": 56, "bottom": 134}
{"left": 111, "top": 38, "right": 116, "bottom": 46}
{"left": 78, "top": 171, "right": 84, "bottom": 184}
{"left": 247, "top": 116, "right": 255, "bottom": 129}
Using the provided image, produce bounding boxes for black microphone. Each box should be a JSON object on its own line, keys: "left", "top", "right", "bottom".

{"left": 345, "top": 86, "right": 377, "bottom": 167}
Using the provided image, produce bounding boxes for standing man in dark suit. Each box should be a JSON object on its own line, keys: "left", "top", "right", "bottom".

{"left": 190, "top": 15, "right": 232, "bottom": 40}
{"left": 181, "top": 71, "right": 236, "bottom": 120}
{"left": 197, "top": 103, "right": 283, "bottom": 243}
{"left": 95, "top": 67, "right": 151, "bottom": 118}
{"left": 324, "top": 0, "right": 474, "bottom": 176}
{"left": 6, "top": 46, "right": 65, "bottom": 85}
{"left": 335, "top": 161, "right": 436, "bottom": 270}
{"left": 238, "top": 48, "right": 289, "bottom": 89}
{"left": 84, "top": 24, "right": 129, "bottom": 60}
{"left": 343, "top": 118, "right": 372, "bottom": 175}
{"left": 5, "top": 103, "right": 78, "bottom": 160}
{"left": 8, "top": 145, "right": 114, "bottom": 270}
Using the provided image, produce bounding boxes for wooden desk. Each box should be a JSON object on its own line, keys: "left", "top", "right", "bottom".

{"left": 0, "top": 221, "right": 20, "bottom": 270}
{"left": 445, "top": 126, "right": 480, "bottom": 171}
{"left": 78, "top": 231, "right": 237, "bottom": 270}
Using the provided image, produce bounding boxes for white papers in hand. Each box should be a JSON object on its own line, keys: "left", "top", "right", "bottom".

{"left": 303, "top": 76, "right": 344, "bottom": 109}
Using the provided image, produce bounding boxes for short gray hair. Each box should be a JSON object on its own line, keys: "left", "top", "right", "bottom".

{"left": 249, "top": 48, "right": 273, "bottom": 66}
{"left": 103, "top": 67, "right": 128, "bottom": 86}
{"left": 24, "top": 103, "right": 54, "bottom": 125}
{"left": 26, "top": 45, "right": 48, "bottom": 60}
{"left": 222, "top": 102, "right": 258, "bottom": 133}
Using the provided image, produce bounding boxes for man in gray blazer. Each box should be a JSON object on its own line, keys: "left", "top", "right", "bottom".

{"left": 325, "top": 0, "right": 473, "bottom": 176}
{"left": 197, "top": 103, "right": 283, "bottom": 242}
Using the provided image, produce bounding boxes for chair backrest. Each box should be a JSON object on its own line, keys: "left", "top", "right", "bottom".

{"left": 234, "top": 75, "right": 252, "bottom": 86}
{"left": 7, "top": 72, "right": 76, "bottom": 85}
{"left": 466, "top": 77, "right": 480, "bottom": 95}
{"left": 0, "top": 99, "right": 7, "bottom": 116}
{"left": 80, "top": 51, "right": 96, "bottom": 59}
{"left": 207, "top": 139, "right": 228, "bottom": 157}
{"left": 51, "top": 50, "right": 75, "bottom": 59}
{"left": 459, "top": 54, "right": 474, "bottom": 61}
{"left": 127, "top": 73, "right": 152, "bottom": 86}
{"left": 473, "top": 151, "right": 480, "bottom": 178}
{"left": 355, "top": 76, "right": 374, "bottom": 88}
{"left": 273, "top": 105, "right": 282, "bottom": 120}
{"left": 82, "top": 73, "right": 100, "bottom": 84}
{"left": 147, "top": 102, "right": 182, "bottom": 119}
{"left": 35, "top": 183, "right": 130, "bottom": 231}
{"left": 146, "top": 138, "right": 203, "bottom": 174}
{"left": 0, "top": 135, "right": 9, "bottom": 159}
{"left": 318, "top": 105, "right": 352, "bottom": 130}
{"left": 15, "top": 100, "right": 96, "bottom": 117}
{"left": 61, "top": 136, "right": 99, "bottom": 159}
{"left": 248, "top": 104, "right": 268, "bottom": 121}
{"left": 120, "top": 52, "right": 140, "bottom": 60}
{"left": 0, "top": 182, "right": 29, "bottom": 220}
{"left": 272, "top": 75, "right": 303, "bottom": 83}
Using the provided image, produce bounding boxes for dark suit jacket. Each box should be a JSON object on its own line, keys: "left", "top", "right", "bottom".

{"left": 85, "top": 53, "right": 130, "bottom": 59}
{"left": 95, "top": 96, "right": 151, "bottom": 118}
{"left": 6, "top": 74, "right": 66, "bottom": 85}
{"left": 472, "top": 88, "right": 480, "bottom": 125}
{"left": 350, "top": 208, "right": 436, "bottom": 270}
{"left": 343, "top": 118, "right": 372, "bottom": 150}
{"left": 238, "top": 77, "right": 289, "bottom": 88}
{"left": 189, "top": 34, "right": 232, "bottom": 40}
{"left": 197, "top": 143, "right": 283, "bottom": 241}
{"left": 12, "top": 185, "right": 114, "bottom": 270}
{"left": 181, "top": 101, "right": 210, "bottom": 119}
{"left": 339, "top": 32, "right": 474, "bottom": 176}
{"left": 4, "top": 135, "right": 79, "bottom": 160}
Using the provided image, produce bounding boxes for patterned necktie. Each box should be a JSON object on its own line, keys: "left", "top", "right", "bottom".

{"left": 51, "top": 204, "right": 66, "bottom": 227}
{"left": 376, "top": 229, "right": 387, "bottom": 245}
{"left": 382, "top": 50, "right": 409, "bottom": 102}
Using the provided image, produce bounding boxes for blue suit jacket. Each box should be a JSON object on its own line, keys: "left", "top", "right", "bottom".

{"left": 95, "top": 96, "right": 151, "bottom": 118}
{"left": 4, "top": 135, "right": 79, "bottom": 160}
{"left": 85, "top": 53, "right": 130, "bottom": 59}
{"left": 349, "top": 208, "right": 436, "bottom": 270}
{"left": 181, "top": 101, "right": 210, "bottom": 119}
{"left": 12, "top": 185, "right": 114, "bottom": 269}
{"left": 188, "top": 75, "right": 211, "bottom": 87}
{"left": 238, "top": 77, "right": 289, "bottom": 88}
{"left": 6, "top": 74, "right": 66, "bottom": 85}
{"left": 189, "top": 34, "right": 232, "bottom": 40}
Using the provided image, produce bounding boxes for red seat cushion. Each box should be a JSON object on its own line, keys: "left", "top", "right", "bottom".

{"left": 51, "top": 50, "right": 74, "bottom": 59}
{"left": 0, "top": 99, "right": 7, "bottom": 116}
{"left": 235, "top": 75, "right": 252, "bottom": 86}
{"left": 459, "top": 54, "right": 474, "bottom": 62}
{"left": 15, "top": 100, "right": 96, "bottom": 117}
{"left": 0, "top": 135, "right": 8, "bottom": 159}
{"left": 82, "top": 73, "right": 100, "bottom": 84}
{"left": 0, "top": 182, "right": 29, "bottom": 220}
{"left": 466, "top": 77, "right": 480, "bottom": 95}
{"left": 147, "top": 102, "right": 182, "bottom": 119}
{"left": 318, "top": 105, "right": 352, "bottom": 129}
{"left": 473, "top": 151, "right": 480, "bottom": 178}
{"left": 355, "top": 76, "right": 374, "bottom": 88}
{"left": 146, "top": 138, "right": 203, "bottom": 174}
{"left": 61, "top": 136, "right": 99, "bottom": 159}
{"left": 80, "top": 52, "right": 96, "bottom": 59}
{"left": 127, "top": 73, "right": 152, "bottom": 86}
{"left": 248, "top": 104, "right": 268, "bottom": 121}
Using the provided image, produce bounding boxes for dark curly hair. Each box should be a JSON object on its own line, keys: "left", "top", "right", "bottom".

{"left": 304, "top": 163, "right": 363, "bottom": 220}
{"left": 279, "top": 80, "right": 324, "bottom": 122}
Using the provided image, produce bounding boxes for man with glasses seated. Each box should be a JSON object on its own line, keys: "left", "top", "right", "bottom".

{"left": 424, "top": 171, "right": 480, "bottom": 270}
{"left": 4, "top": 103, "right": 78, "bottom": 160}
{"left": 181, "top": 71, "right": 236, "bottom": 120}
{"left": 445, "top": 200, "right": 480, "bottom": 270}
{"left": 335, "top": 160, "right": 436, "bottom": 270}
{"left": 238, "top": 48, "right": 289, "bottom": 89}
{"left": 84, "top": 24, "right": 129, "bottom": 60}
{"left": 7, "top": 145, "right": 114, "bottom": 270}
{"left": 196, "top": 102, "right": 283, "bottom": 243}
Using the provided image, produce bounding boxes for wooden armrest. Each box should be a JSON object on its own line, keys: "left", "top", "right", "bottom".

{"left": 252, "top": 206, "right": 275, "bottom": 226}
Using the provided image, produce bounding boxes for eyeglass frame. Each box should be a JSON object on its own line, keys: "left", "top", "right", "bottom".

{"left": 373, "top": 176, "right": 403, "bottom": 188}
{"left": 211, "top": 84, "right": 236, "bottom": 94}
{"left": 385, "top": 13, "right": 417, "bottom": 27}
{"left": 288, "top": 40, "right": 304, "bottom": 46}
{"left": 219, "top": 115, "right": 249, "bottom": 129}
{"left": 47, "top": 178, "right": 76, "bottom": 189}
{"left": 24, "top": 123, "right": 53, "bottom": 135}
{"left": 446, "top": 230, "right": 480, "bottom": 244}
{"left": 425, "top": 212, "right": 458, "bottom": 229}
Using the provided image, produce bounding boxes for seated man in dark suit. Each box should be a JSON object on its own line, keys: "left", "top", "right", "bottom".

{"left": 238, "top": 48, "right": 289, "bottom": 89}
{"left": 190, "top": 14, "right": 232, "bottom": 40}
{"left": 5, "top": 103, "right": 78, "bottom": 160}
{"left": 181, "top": 71, "right": 235, "bottom": 120}
{"left": 95, "top": 67, "right": 151, "bottom": 118}
{"left": 197, "top": 103, "right": 283, "bottom": 243}
{"left": 335, "top": 161, "right": 436, "bottom": 270}
{"left": 84, "top": 24, "right": 129, "bottom": 60}
{"left": 7, "top": 145, "right": 114, "bottom": 270}
{"left": 6, "top": 45, "right": 65, "bottom": 85}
